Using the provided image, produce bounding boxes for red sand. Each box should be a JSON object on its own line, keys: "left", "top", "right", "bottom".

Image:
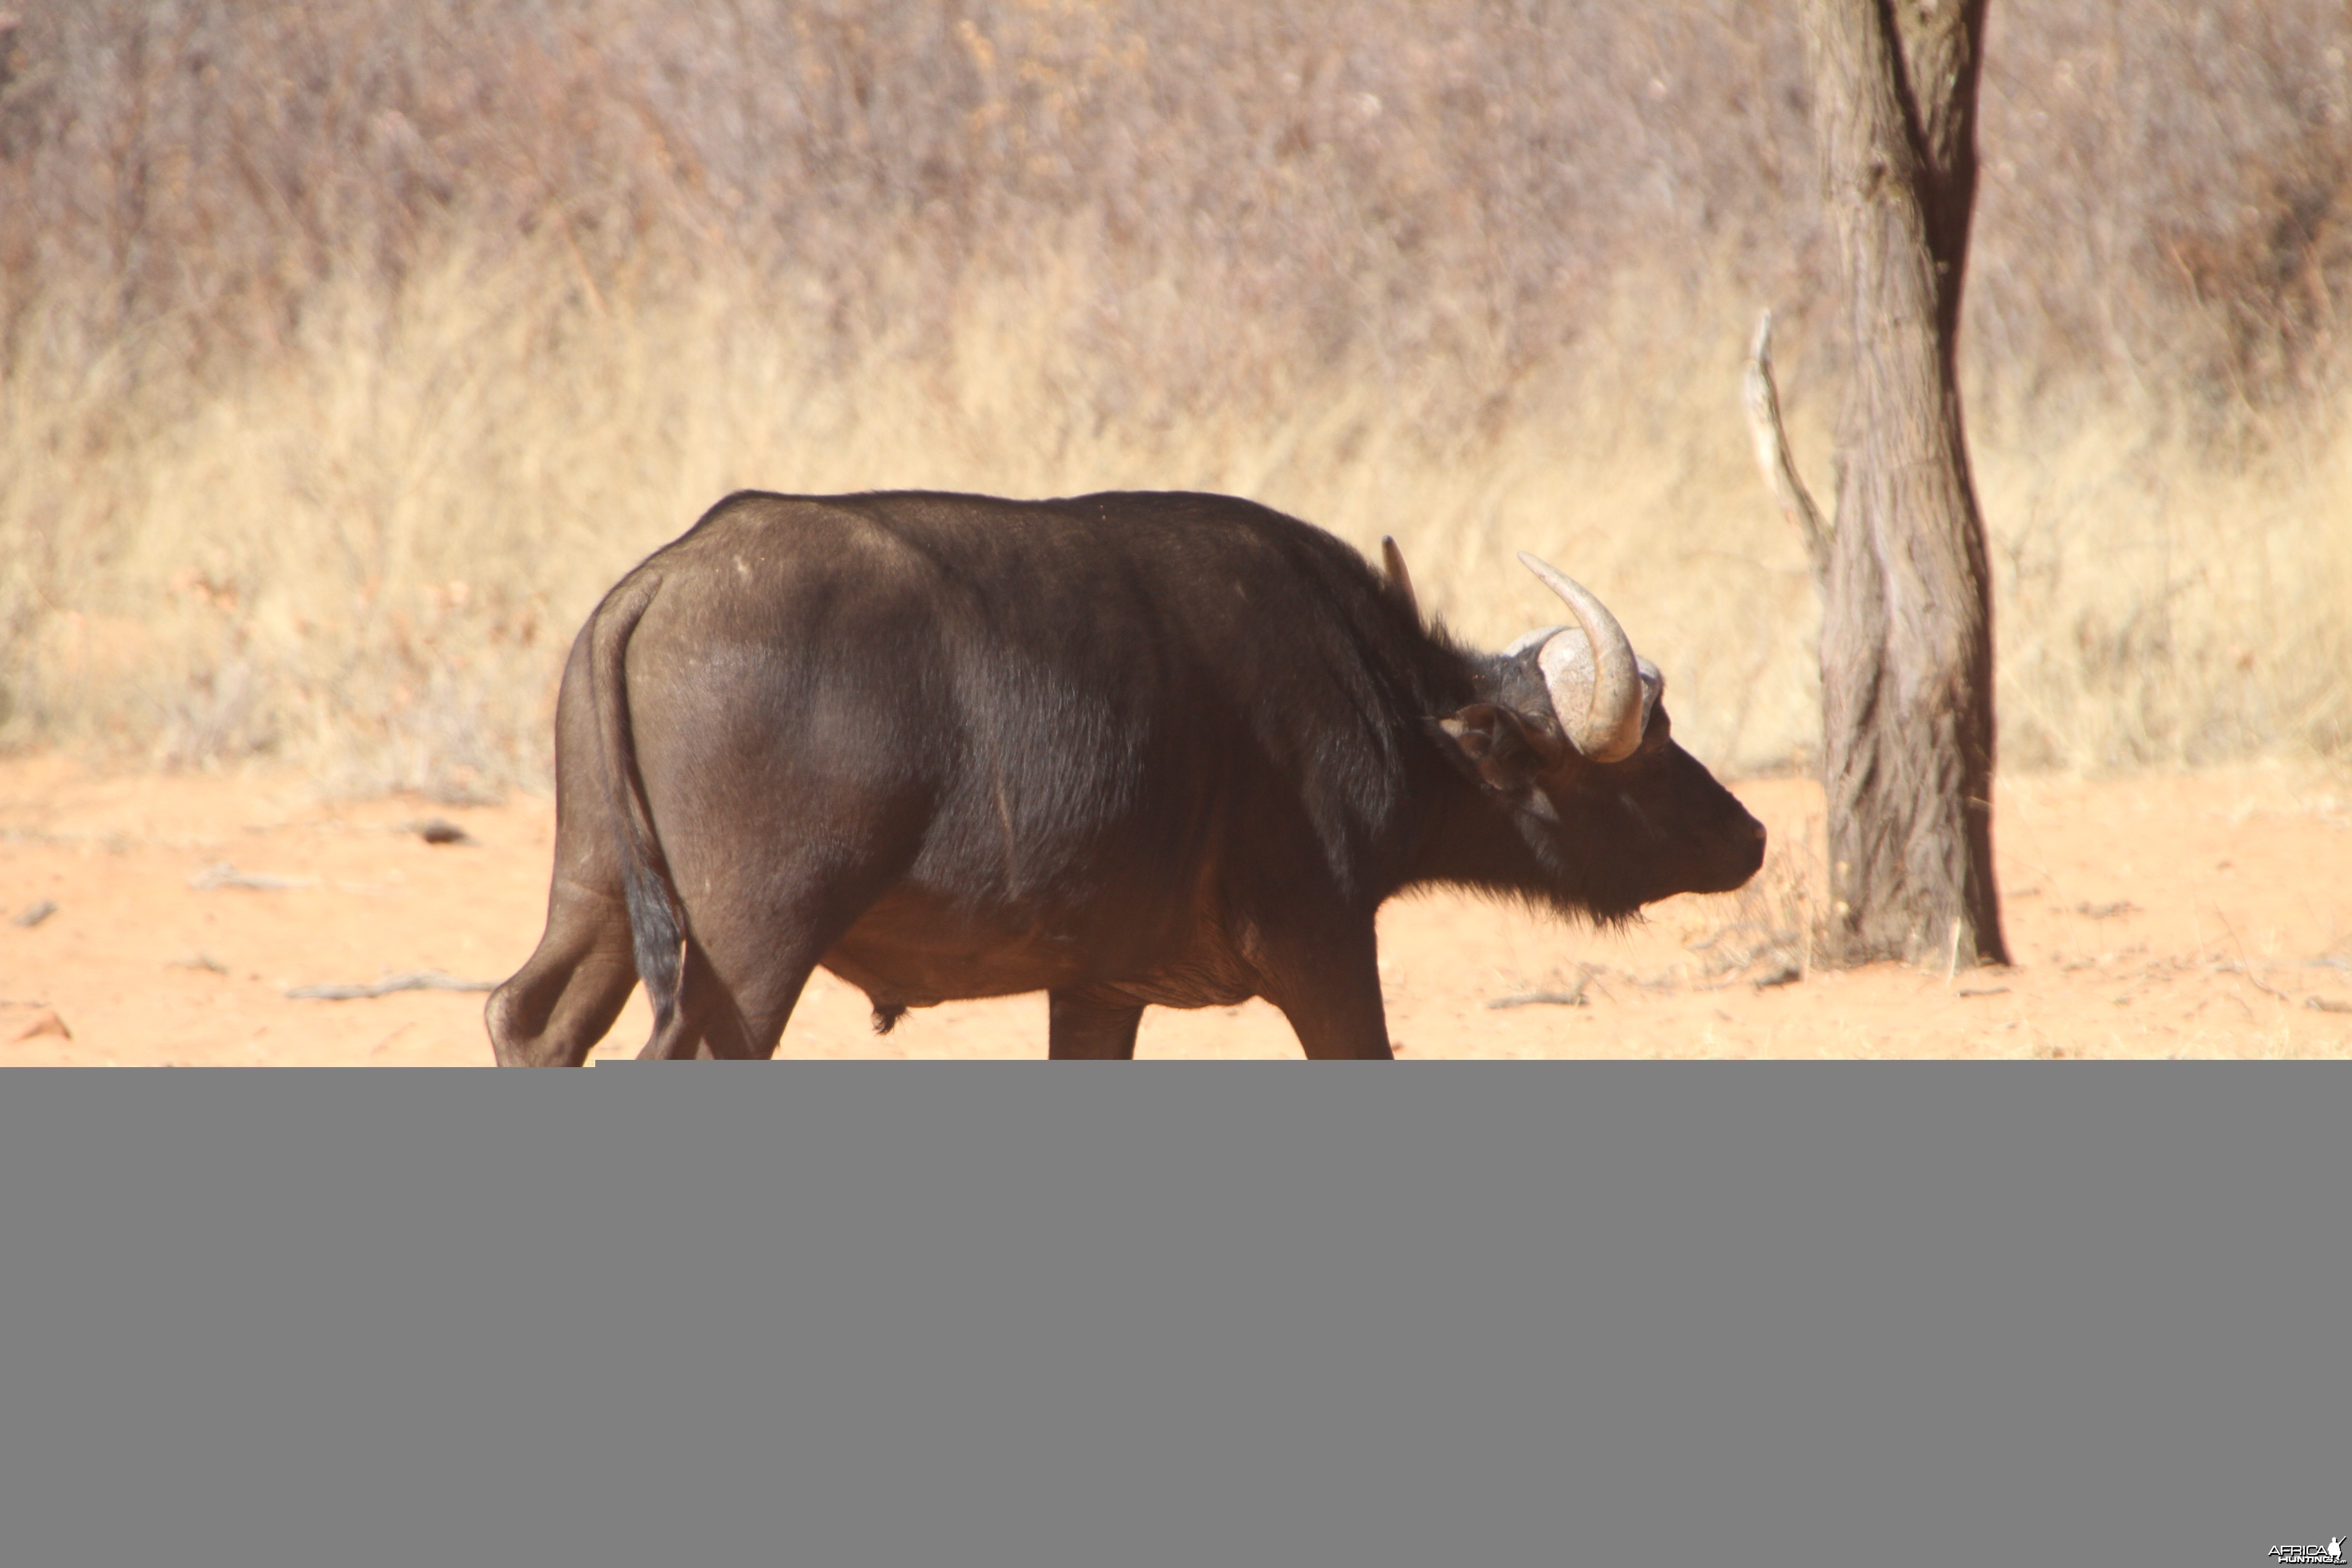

{"left": 4, "top": 755, "right": 2348, "bottom": 1063}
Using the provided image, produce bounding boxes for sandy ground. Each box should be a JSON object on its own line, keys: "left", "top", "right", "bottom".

{"left": 3, "top": 754, "right": 2350, "bottom": 1063}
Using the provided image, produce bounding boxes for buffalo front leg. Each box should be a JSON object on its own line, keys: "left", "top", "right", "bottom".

{"left": 1047, "top": 988, "right": 1145, "bottom": 1059}
{"left": 485, "top": 880, "right": 640, "bottom": 1066}
{"left": 1259, "top": 920, "right": 1393, "bottom": 1060}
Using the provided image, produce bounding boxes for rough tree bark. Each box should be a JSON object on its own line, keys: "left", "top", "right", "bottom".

{"left": 1749, "top": 0, "right": 2009, "bottom": 969}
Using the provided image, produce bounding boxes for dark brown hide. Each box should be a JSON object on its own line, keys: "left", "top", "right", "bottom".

{"left": 486, "top": 491, "right": 1764, "bottom": 1062}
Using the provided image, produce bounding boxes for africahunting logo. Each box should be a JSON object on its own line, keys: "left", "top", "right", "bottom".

{"left": 2269, "top": 1538, "right": 2343, "bottom": 1563}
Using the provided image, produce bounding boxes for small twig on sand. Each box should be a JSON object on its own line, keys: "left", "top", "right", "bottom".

{"left": 2212, "top": 910, "right": 2296, "bottom": 1003}
{"left": 286, "top": 970, "right": 498, "bottom": 1001}
{"left": 1489, "top": 967, "right": 1594, "bottom": 1010}
{"left": 191, "top": 863, "right": 316, "bottom": 891}
{"left": 12, "top": 899, "right": 57, "bottom": 927}
{"left": 2227, "top": 965, "right": 2298, "bottom": 1003}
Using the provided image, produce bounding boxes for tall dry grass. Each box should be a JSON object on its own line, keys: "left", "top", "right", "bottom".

{"left": 2, "top": 1, "right": 2348, "bottom": 794}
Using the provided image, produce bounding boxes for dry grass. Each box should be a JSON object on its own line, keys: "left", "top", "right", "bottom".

{"left": 2, "top": 1, "right": 2349, "bottom": 792}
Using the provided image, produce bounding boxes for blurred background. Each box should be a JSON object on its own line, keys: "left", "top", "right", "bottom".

{"left": 2, "top": 0, "right": 2346, "bottom": 797}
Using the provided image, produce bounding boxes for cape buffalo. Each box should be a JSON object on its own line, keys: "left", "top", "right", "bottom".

{"left": 486, "top": 489, "right": 1764, "bottom": 1062}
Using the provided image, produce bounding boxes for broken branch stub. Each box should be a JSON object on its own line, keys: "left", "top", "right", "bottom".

{"left": 1743, "top": 310, "right": 1832, "bottom": 597}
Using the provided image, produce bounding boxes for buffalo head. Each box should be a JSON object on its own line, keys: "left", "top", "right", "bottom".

{"left": 1431, "top": 553, "right": 1767, "bottom": 916}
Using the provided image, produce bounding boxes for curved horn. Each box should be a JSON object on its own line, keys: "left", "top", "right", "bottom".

{"left": 1381, "top": 536, "right": 1418, "bottom": 622}
{"left": 1516, "top": 552, "right": 1645, "bottom": 763}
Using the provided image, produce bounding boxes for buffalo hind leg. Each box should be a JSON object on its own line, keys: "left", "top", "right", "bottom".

{"left": 1048, "top": 988, "right": 1145, "bottom": 1059}
{"left": 486, "top": 882, "right": 640, "bottom": 1067}
{"left": 639, "top": 886, "right": 881, "bottom": 1060}
{"left": 637, "top": 942, "right": 732, "bottom": 1059}
{"left": 637, "top": 940, "right": 829, "bottom": 1060}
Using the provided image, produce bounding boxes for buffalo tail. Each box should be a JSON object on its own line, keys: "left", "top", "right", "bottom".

{"left": 588, "top": 572, "right": 687, "bottom": 1038}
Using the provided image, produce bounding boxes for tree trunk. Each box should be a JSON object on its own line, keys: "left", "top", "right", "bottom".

{"left": 1805, "top": 0, "right": 2008, "bottom": 968}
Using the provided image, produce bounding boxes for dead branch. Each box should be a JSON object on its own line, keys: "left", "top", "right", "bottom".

{"left": 1743, "top": 310, "right": 1831, "bottom": 597}
{"left": 285, "top": 970, "right": 499, "bottom": 1000}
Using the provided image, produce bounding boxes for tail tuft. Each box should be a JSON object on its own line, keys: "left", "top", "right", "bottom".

{"left": 623, "top": 866, "right": 685, "bottom": 1034}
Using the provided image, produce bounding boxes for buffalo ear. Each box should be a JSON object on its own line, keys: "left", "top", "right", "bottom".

{"left": 1435, "top": 704, "right": 1562, "bottom": 792}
